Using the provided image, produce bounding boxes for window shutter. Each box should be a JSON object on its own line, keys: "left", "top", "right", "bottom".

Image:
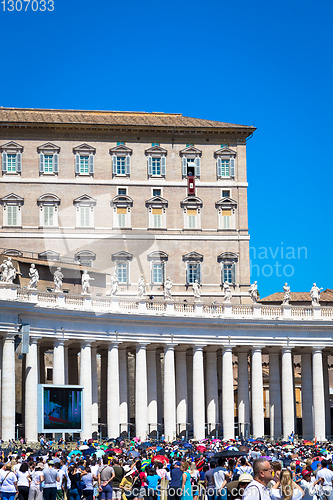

{"left": 197, "top": 262, "right": 201, "bottom": 283}
{"left": 16, "top": 153, "right": 22, "bottom": 173}
{"left": 2, "top": 152, "right": 7, "bottom": 173}
{"left": 230, "top": 158, "right": 235, "bottom": 177}
{"left": 161, "top": 156, "right": 166, "bottom": 176}
{"left": 182, "top": 157, "right": 187, "bottom": 176}
{"left": 217, "top": 158, "right": 222, "bottom": 178}
{"left": 112, "top": 155, "right": 117, "bottom": 175}
{"left": 231, "top": 262, "right": 236, "bottom": 284}
{"left": 221, "top": 263, "right": 225, "bottom": 284}
{"left": 89, "top": 154, "right": 94, "bottom": 174}
{"left": 39, "top": 153, "right": 44, "bottom": 173}
{"left": 75, "top": 154, "right": 80, "bottom": 174}
{"left": 186, "top": 264, "right": 189, "bottom": 284}
{"left": 195, "top": 157, "right": 201, "bottom": 177}
{"left": 53, "top": 153, "right": 59, "bottom": 173}
{"left": 162, "top": 262, "right": 166, "bottom": 284}
{"left": 7, "top": 206, "right": 12, "bottom": 226}
{"left": 148, "top": 156, "right": 152, "bottom": 176}
{"left": 125, "top": 155, "right": 131, "bottom": 175}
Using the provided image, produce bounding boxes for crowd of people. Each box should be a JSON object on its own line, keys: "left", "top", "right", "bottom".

{"left": 0, "top": 437, "right": 332, "bottom": 500}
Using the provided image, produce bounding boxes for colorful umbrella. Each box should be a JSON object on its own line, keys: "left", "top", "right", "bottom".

{"left": 196, "top": 446, "right": 206, "bottom": 452}
{"left": 153, "top": 455, "right": 169, "bottom": 464}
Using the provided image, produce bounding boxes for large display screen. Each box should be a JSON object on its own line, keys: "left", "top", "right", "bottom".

{"left": 38, "top": 385, "right": 83, "bottom": 432}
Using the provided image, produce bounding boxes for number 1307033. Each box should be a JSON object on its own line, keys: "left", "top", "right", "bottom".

{"left": 1, "top": 0, "right": 54, "bottom": 10}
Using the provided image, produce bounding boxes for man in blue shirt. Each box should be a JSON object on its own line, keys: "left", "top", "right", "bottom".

{"left": 168, "top": 462, "right": 183, "bottom": 500}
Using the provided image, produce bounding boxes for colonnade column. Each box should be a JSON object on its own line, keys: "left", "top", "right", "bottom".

{"left": 80, "top": 341, "right": 92, "bottom": 440}
{"left": 301, "top": 353, "right": 313, "bottom": 440}
{"left": 205, "top": 347, "right": 218, "bottom": 436}
{"left": 64, "top": 345, "right": 69, "bottom": 385}
{"left": 269, "top": 351, "right": 282, "bottom": 439}
{"left": 251, "top": 347, "right": 264, "bottom": 438}
{"left": 237, "top": 350, "right": 250, "bottom": 438}
{"left": 281, "top": 347, "right": 295, "bottom": 439}
{"left": 25, "top": 338, "right": 38, "bottom": 442}
{"left": 193, "top": 345, "right": 205, "bottom": 440}
{"left": 323, "top": 354, "right": 331, "bottom": 437}
{"left": 53, "top": 340, "right": 65, "bottom": 384}
{"left": 147, "top": 347, "right": 158, "bottom": 436}
{"left": 119, "top": 347, "right": 128, "bottom": 435}
{"left": 312, "top": 347, "right": 326, "bottom": 441}
{"left": 135, "top": 343, "right": 148, "bottom": 440}
{"left": 222, "top": 346, "right": 234, "bottom": 439}
{"left": 176, "top": 347, "right": 188, "bottom": 437}
{"left": 164, "top": 344, "right": 176, "bottom": 441}
{"left": 91, "top": 346, "right": 98, "bottom": 436}
{"left": 2, "top": 335, "right": 15, "bottom": 440}
{"left": 107, "top": 343, "right": 119, "bottom": 438}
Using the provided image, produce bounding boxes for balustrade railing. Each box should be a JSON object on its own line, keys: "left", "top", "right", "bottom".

{"left": 0, "top": 284, "right": 330, "bottom": 320}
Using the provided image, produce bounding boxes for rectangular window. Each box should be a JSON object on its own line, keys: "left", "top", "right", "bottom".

{"left": 43, "top": 206, "right": 54, "bottom": 226}
{"left": 186, "top": 143, "right": 194, "bottom": 147}
{"left": 221, "top": 160, "right": 230, "bottom": 177}
{"left": 188, "top": 263, "right": 199, "bottom": 283}
{"left": 152, "top": 142, "right": 160, "bottom": 146}
{"left": 117, "top": 263, "right": 127, "bottom": 283}
{"left": 44, "top": 155, "right": 53, "bottom": 173}
{"left": 117, "top": 142, "right": 125, "bottom": 146}
{"left": 79, "top": 206, "right": 90, "bottom": 227}
{"left": 223, "top": 264, "right": 233, "bottom": 283}
{"left": 153, "top": 189, "right": 161, "bottom": 197}
{"left": 153, "top": 263, "right": 163, "bottom": 283}
{"left": 117, "top": 207, "right": 127, "bottom": 227}
{"left": 187, "top": 209, "right": 197, "bottom": 229}
{"left": 7, "top": 154, "right": 16, "bottom": 173}
{"left": 152, "top": 208, "right": 162, "bottom": 228}
{"left": 117, "top": 157, "right": 126, "bottom": 175}
{"left": 221, "top": 144, "right": 229, "bottom": 148}
{"left": 80, "top": 156, "right": 89, "bottom": 174}
{"left": 187, "top": 160, "right": 196, "bottom": 176}
{"left": 222, "top": 190, "right": 230, "bottom": 198}
{"left": 222, "top": 209, "right": 231, "bottom": 229}
{"left": 7, "top": 205, "right": 18, "bottom": 226}
{"left": 151, "top": 158, "right": 161, "bottom": 175}
{"left": 118, "top": 188, "right": 127, "bottom": 195}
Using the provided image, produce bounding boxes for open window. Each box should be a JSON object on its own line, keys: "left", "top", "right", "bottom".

{"left": 182, "top": 251, "right": 203, "bottom": 284}
{"left": 73, "top": 144, "right": 96, "bottom": 176}
{"left": 145, "top": 145, "right": 167, "bottom": 178}
{"left": 180, "top": 146, "right": 202, "bottom": 178}
{"left": 110, "top": 145, "right": 133, "bottom": 177}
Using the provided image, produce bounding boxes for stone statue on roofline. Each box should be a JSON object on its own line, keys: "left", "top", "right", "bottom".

{"left": 110, "top": 272, "right": 118, "bottom": 296}
{"left": 53, "top": 267, "right": 64, "bottom": 292}
{"left": 310, "top": 283, "right": 323, "bottom": 306}
{"left": 137, "top": 275, "right": 146, "bottom": 298}
{"left": 28, "top": 263, "right": 39, "bottom": 289}
{"left": 0, "top": 257, "right": 18, "bottom": 284}
{"left": 164, "top": 277, "right": 173, "bottom": 300}
{"left": 223, "top": 282, "right": 232, "bottom": 303}
{"left": 282, "top": 282, "right": 291, "bottom": 305}
{"left": 248, "top": 281, "right": 258, "bottom": 303}
{"left": 81, "top": 269, "right": 94, "bottom": 294}
{"left": 192, "top": 279, "right": 201, "bottom": 300}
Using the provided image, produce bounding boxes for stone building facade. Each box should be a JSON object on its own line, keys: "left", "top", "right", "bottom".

{"left": 0, "top": 108, "right": 255, "bottom": 301}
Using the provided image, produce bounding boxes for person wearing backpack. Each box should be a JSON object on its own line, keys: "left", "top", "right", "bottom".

{"left": 98, "top": 456, "right": 115, "bottom": 500}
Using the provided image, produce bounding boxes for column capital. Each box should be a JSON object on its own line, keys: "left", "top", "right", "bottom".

{"left": 193, "top": 345, "right": 206, "bottom": 352}
{"left": 81, "top": 340, "right": 92, "bottom": 348}
{"left": 252, "top": 345, "right": 265, "bottom": 352}
{"left": 136, "top": 342, "right": 149, "bottom": 350}
{"left": 312, "top": 346, "right": 325, "bottom": 353}
{"left": 281, "top": 346, "right": 293, "bottom": 354}
{"left": 54, "top": 339, "right": 65, "bottom": 347}
{"left": 222, "top": 345, "right": 233, "bottom": 353}
{"left": 108, "top": 342, "right": 120, "bottom": 349}
{"left": 3, "top": 334, "right": 15, "bottom": 343}
{"left": 164, "top": 343, "right": 178, "bottom": 351}
{"left": 30, "top": 337, "right": 40, "bottom": 346}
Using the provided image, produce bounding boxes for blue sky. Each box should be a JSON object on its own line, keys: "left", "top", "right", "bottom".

{"left": 1, "top": 0, "right": 332, "bottom": 298}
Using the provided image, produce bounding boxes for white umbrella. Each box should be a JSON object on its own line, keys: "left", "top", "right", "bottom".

{"left": 79, "top": 445, "right": 89, "bottom": 450}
